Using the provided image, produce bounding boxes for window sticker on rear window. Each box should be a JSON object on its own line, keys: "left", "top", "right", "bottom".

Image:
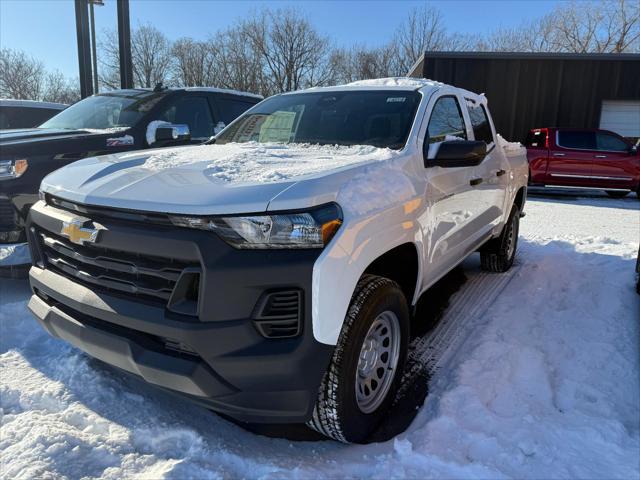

{"left": 386, "top": 97, "right": 406, "bottom": 103}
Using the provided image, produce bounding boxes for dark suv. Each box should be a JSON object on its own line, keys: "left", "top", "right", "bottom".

{"left": 0, "top": 86, "right": 262, "bottom": 276}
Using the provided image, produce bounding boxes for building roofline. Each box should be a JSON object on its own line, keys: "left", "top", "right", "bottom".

{"left": 422, "top": 51, "right": 640, "bottom": 61}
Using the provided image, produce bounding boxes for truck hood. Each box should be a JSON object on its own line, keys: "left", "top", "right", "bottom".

{"left": 0, "top": 127, "right": 131, "bottom": 146}
{"left": 41, "top": 142, "right": 399, "bottom": 215}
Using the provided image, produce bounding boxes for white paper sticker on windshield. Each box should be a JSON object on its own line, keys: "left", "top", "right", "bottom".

{"left": 259, "top": 111, "right": 297, "bottom": 143}
{"left": 386, "top": 97, "right": 406, "bottom": 103}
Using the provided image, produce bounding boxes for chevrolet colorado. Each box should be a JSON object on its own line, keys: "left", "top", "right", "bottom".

{"left": 26, "top": 78, "right": 528, "bottom": 443}
{"left": 0, "top": 86, "right": 261, "bottom": 276}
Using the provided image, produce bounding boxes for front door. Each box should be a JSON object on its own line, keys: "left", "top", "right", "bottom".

{"left": 590, "top": 131, "right": 636, "bottom": 190}
{"left": 422, "top": 94, "right": 478, "bottom": 287}
{"left": 546, "top": 130, "right": 596, "bottom": 187}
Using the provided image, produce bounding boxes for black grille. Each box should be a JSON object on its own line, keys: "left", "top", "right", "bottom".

{"left": 253, "top": 290, "right": 303, "bottom": 338}
{"left": 38, "top": 230, "right": 196, "bottom": 304}
{"left": 0, "top": 198, "right": 16, "bottom": 228}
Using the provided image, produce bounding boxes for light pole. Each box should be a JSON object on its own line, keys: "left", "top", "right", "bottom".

{"left": 88, "top": 0, "right": 104, "bottom": 94}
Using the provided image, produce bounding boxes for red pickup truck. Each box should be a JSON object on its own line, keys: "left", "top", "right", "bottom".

{"left": 525, "top": 128, "right": 639, "bottom": 198}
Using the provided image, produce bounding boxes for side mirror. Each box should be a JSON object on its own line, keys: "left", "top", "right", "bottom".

{"left": 147, "top": 122, "right": 191, "bottom": 145}
{"left": 425, "top": 140, "right": 487, "bottom": 168}
{"left": 630, "top": 144, "right": 638, "bottom": 155}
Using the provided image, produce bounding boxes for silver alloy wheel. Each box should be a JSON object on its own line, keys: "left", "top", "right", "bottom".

{"left": 506, "top": 212, "right": 519, "bottom": 260}
{"left": 355, "top": 310, "right": 401, "bottom": 414}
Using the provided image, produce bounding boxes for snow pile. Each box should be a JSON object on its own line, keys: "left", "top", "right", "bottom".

{"left": 346, "top": 77, "right": 443, "bottom": 89}
{"left": 497, "top": 133, "right": 526, "bottom": 155}
{"left": 136, "top": 142, "right": 400, "bottom": 183}
{"left": 1, "top": 196, "right": 639, "bottom": 479}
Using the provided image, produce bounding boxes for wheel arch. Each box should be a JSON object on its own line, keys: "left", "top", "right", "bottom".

{"left": 362, "top": 242, "right": 420, "bottom": 306}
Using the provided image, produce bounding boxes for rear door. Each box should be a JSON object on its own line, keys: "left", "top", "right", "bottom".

{"left": 545, "top": 130, "right": 596, "bottom": 186}
{"left": 465, "top": 100, "right": 505, "bottom": 234}
{"left": 590, "top": 131, "right": 636, "bottom": 190}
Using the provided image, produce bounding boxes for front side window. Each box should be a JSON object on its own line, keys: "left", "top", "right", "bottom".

{"left": 40, "top": 91, "right": 167, "bottom": 130}
{"left": 596, "top": 132, "right": 628, "bottom": 152}
{"left": 216, "top": 90, "right": 421, "bottom": 150}
{"left": 426, "top": 96, "right": 467, "bottom": 144}
{"left": 215, "top": 98, "right": 256, "bottom": 125}
{"left": 467, "top": 102, "right": 494, "bottom": 145}
{"left": 557, "top": 131, "right": 596, "bottom": 150}
{"left": 158, "top": 96, "right": 215, "bottom": 139}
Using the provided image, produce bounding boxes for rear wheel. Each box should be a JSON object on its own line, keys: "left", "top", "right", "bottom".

{"left": 605, "top": 190, "right": 629, "bottom": 198}
{"left": 307, "top": 274, "right": 409, "bottom": 443}
{"left": 480, "top": 204, "right": 520, "bottom": 273}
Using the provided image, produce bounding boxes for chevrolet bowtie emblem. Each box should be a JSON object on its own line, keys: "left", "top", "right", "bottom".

{"left": 60, "top": 219, "right": 102, "bottom": 245}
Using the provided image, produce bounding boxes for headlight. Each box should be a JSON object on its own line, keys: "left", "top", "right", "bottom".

{"left": 170, "top": 203, "right": 342, "bottom": 249}
{"left": 0, "top": 159, "right": 28, "bottom": 180}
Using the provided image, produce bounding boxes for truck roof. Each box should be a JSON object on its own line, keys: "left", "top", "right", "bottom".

{"left": 293, "top": 77, "right": 487, "bottom": 104}
{"left": 107, "top": 87, "right": 263, "bottom": 100}
{"left": 0, "top": 99, "right": 68, "bottom": 109}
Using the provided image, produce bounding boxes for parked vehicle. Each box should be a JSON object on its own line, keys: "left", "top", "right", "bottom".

{"left": 0, "top": 86, "right": 261, "bottom": 276}
{"left": 525, "top": 127, "right": 640, "bottom": 198}
{"left": 0, "top": 99, "right": 67, "bottom": 130}
{"left": 25, "top": 78, "right": 528, "bottom": 443}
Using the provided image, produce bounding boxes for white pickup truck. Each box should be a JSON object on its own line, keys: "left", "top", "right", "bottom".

{"left": 26, "top": 77, "right": 528, "bottom": 443}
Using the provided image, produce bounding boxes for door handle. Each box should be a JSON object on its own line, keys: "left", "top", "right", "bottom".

{"left": 470, "top": 178, "right": 483, "bottom": 186}
{"left": 594, "top": 155, "right": 607, "bottom": 158}
{"left": 553, "top": 153, "right": 565, "bottom": 157}
{"left": 496, "top": 169, "right": 506, "bottom": 177}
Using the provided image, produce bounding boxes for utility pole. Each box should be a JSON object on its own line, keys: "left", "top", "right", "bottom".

{"left": 74, "top": 0, "right": 93, "bottom": 98}
{"left": 88, "top": 0, "right": 103, "bottom": 94}
{"left": 117, "top": 0, "right": 134, "bottom": 89}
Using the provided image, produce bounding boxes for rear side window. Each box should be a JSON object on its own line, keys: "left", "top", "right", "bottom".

{"left": 467, "top": 102, "right": 493, "bottom": 145}
{"left": 427, "top": 96, "right": 467, "bottom": 144}
{"left": 557, "top": 131, "right": 596, "bottom": 150}
{"left": 596, "top": 132, "right": 628, "bottom": 152}
{"left": 158, "top": 96, "right": 215, "bottom": 139}
{"left": 215, "top": 97, "right": 257, "bottom": 125}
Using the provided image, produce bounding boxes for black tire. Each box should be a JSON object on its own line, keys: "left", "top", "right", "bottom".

{"left": 307, "top": 274, "right": 409, "bottom": 443}
{"left": 605, "top": 190, "right": 629, "bottom": 198}
{"left": 480, "top": 204, "right": 520, "bottom": 273}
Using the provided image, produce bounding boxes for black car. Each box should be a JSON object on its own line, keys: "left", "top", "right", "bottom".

{"left": 0, "top": 99, "right": 68, "bottom": 129}
{"left": 0, "top": 86, "right": 262, "bottom": 276}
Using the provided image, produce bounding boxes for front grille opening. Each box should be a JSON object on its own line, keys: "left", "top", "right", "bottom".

{"left": 36, "top": 228, "right": 200, "bottom": 308}
{"left": 252, "top": 289, "right": 303, "bottom": 339}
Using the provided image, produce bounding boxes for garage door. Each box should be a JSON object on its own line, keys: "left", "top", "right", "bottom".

{"left": 599, "top": 100, "right": 640, "bottom": 137}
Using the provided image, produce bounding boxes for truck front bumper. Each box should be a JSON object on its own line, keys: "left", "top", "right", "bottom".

{"left": 26, "top": 200, "right": 335, "bottom": 424}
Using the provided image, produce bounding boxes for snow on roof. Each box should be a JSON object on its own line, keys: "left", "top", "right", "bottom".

{"left": 0, "top": 99, "right": 67, "bottom": 109}
{"left": 182, "top": 87, "right": 263, "bottom": 100}
{"left": 345, "top": 77, "right": 444, "bottom": 89}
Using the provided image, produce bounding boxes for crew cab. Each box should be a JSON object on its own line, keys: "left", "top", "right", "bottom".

{"left": 525, "top": 127, "right": 640, "bottom": 198}
{"left": 25, "top": 78, "right": 528, "bottom": 443}
{"left": 0, "top": 86, "right": 261, "bottom": 276}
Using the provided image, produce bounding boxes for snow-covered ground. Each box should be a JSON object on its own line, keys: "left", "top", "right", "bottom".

{"left": 1, "top": 191, "right": 639, "bottom": 479}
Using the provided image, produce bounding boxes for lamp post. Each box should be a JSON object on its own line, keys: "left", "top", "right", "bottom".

{"left": 88, "top": 0, "right": 104, "bottom": 94}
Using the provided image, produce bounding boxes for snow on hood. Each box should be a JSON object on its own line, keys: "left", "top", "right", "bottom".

{"left": 41, "top": 142, "right": 399, "bottom": 215}
{"left": 139, "top": 142, "right": 398, "bottom": 182}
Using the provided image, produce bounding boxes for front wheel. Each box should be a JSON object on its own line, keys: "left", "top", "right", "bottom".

{"left": 480, "top": 204, "right": 520, "bottom": 273}
{"left": 307, "top": 274, "right": 409, "bottom": 443}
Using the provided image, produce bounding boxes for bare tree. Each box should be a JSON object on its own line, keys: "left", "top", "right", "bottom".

{"left": 172, "top": 37, "right": 216, "bottom": 87}
{"left": 392, "top": 6, "right": 448, "bottom": 74}
{"left": 208, "top": 25, "right": 266, "bottom": 95}
{"left": 0, "top": 48, "right": 45, "bottom": 99}
{"left": 99, "top": 24, "right": 173, "bottom": 89}
{"left": 43, "top": 71, "right": 80, "bottom": 104}
{"left": 243, "top": 8, "right": 331, "bottom": 94}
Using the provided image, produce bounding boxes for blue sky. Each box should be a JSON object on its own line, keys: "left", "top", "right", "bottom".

{"left": 1, "top": 0, "right": 567, "bottom": 78}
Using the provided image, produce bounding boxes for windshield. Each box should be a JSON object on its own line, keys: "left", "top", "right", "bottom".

{"left": 40, "top": 90, "right": 167, "bottom": 130}
{"left": 216, "top": 90, "right": 421, "bottom": 150}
